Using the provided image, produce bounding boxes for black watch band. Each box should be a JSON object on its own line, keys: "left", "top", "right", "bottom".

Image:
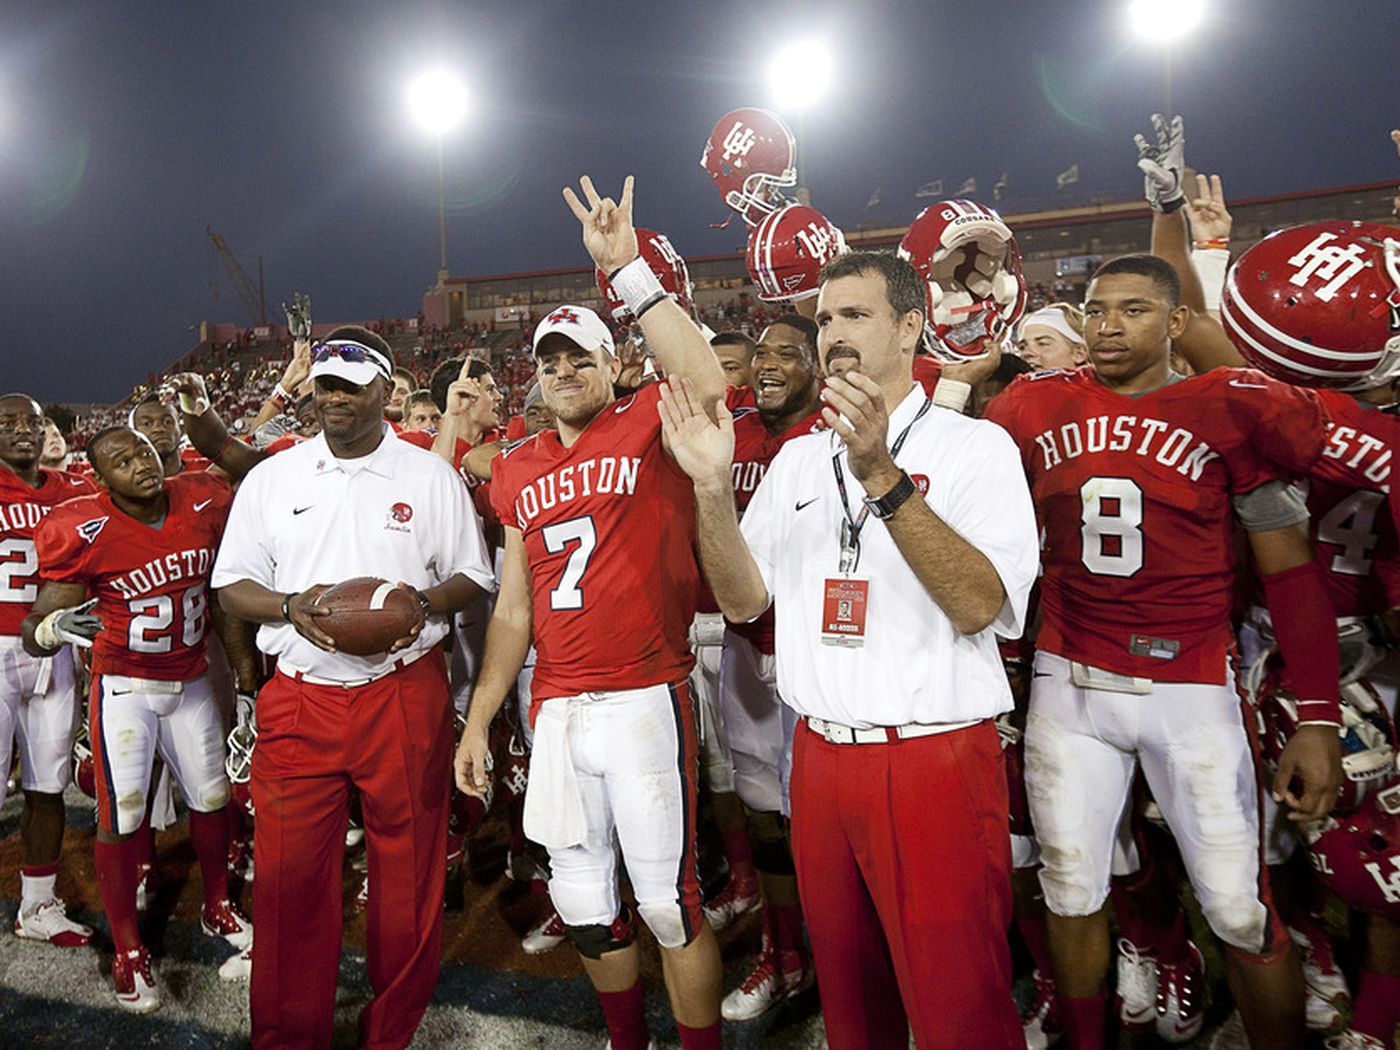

{"left": 416, "top": 589, "right": 433, "bottom": 621}
{"left": 863, "top": 472, "right": 917, "bottom": 520}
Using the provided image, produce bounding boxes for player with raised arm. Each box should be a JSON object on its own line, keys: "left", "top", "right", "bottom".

{"left": 23, "top": 426, "right": 249, "bottom": 1012}
{"left": 982, "top": 254, "right": 1343, "bottom": 1050}
{"left": 454, "top": 175, "right": 728, "bottom": 1050}
{"left": 0, "top": 394, "right": 97, "bottom": 950}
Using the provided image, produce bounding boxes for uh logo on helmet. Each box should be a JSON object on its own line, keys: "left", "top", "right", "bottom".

{"left": 700, "top": 107, "right": 798, "bottom": 228}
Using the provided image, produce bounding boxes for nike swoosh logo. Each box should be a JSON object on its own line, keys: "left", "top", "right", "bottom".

{"left": 193, "top": 499, "right": 213, "bottom": 512}
{"left": 292, "top": 506, "right": 313, "bottom": 515}
{"left": 1228, "top": 379, "right": 1268, "bottom": 389}
{"left": 795, "top": 498, "right": 819, "bottom": 511}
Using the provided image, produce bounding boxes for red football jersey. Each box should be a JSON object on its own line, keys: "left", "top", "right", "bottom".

{"left": 491, "top": 383, "right": 698, "bottom": 702}
{"left": 1296, "top": 389, "right": 1400, "bottom": 616}
{"left": 35, "top": 472, "right": 232, "bottom": 681}
{"left": 0, "top": 467, "right": 97, "bottom": 635}
{"left": 984, "top": 367, "right": 1326, "bottom": 683}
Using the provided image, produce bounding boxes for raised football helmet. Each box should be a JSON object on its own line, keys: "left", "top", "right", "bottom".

{"left": 225, "top": 691, "right": 257, "bottom": 786}
{"left": 898, "top": 199, "right": 1027, "bottom": 362}
{"left": 71, "top": 729, "right": 96, "bottom": 800}
{"left": 1304, "top": 781, "right": 1400, "bottom": 919}
{"left": 700, "top": 107, "right": 797, "bottom": 227}
{"left": 746, "top": 204, "right": 846, "bottom": 302}
{"left": 1221, "top": 221, "right": 1400, "bottom": 391}
{"left": 595, "top": 228, "right": 695, "bottom": 322}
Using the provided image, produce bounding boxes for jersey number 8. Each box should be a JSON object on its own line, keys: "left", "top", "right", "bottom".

{"left": 1080, "top": 477, "right": 1144, "bottom": 578}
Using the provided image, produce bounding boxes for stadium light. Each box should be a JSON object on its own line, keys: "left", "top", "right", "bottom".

{"left": 767, "top": 39, "right": 833, "bottom": 112}
{"left": 1127, "top": 0, "right": 1205, "bottom": 43}
{"left": 407, "top": 69, "right": 470, "bottom": 275}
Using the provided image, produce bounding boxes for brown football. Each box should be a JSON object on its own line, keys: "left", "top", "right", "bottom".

{"left": 313, "top": 577, "right": 420, "bottom": 657}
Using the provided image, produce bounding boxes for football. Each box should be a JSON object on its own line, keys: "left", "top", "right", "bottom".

{"left": 313, "top": 577, "right": 421, "bottom": 657}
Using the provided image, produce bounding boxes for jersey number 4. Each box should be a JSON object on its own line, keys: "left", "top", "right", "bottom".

{"left": 1080, "top": 477, "right": 1144, "bottom": 577}
{"left": 542, "top": 517, "right": 597, "bottom": 611}
{"left": 127, "top": 585, "right": 208, "bottom": 654}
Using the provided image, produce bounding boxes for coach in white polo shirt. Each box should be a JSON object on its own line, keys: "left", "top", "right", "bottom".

{"left": 212, "top": 325, "right": 495, "bottom": 1050}
{"left": 660, "top": 253, "right": 1038, "bottom": 1050}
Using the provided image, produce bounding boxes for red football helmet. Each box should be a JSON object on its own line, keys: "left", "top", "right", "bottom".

{"left": 898, "top": 199, "right": 1027, "bottom": 362}
{"left": 1221, "top": 221, "right": 1400, "bottom": 391}
{"left": 1251, "top": 663, "right": 1398, "bottom": 815}
{"left": 746, "top": 204, "right": 846, "bottom": 302}
{"left": 71, "top": 732, "right": 96, "bottom": 800}
{"left": 595, "top": 228, "right": 695, "bottom": 322}
{"left": 700, "top": 107, "right": 797, "bottom": 227}
{"left": 1305, "top": 781, "right": 1400, "bottom": 919}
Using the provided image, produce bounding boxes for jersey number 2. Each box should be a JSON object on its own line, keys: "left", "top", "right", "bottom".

{"left": 1080, "top": 477, "right": 1144, "bottom": 577}
{"left": 542, "top": 517, "right": 597, "bottom": 611}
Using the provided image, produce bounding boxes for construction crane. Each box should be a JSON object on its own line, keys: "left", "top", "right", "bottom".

{"left": 206, "top": 226, "right": 267, "bottom": 326}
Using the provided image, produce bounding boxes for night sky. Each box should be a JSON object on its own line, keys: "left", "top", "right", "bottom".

{"left": 3, "top": 0, "right": 1397, "bottom": 404}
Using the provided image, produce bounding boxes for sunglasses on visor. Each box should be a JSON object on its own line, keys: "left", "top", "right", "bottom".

{"left": 311, "top": 340, "right": 392, "bottom": 378}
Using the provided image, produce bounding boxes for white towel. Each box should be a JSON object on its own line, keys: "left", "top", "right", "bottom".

{"left": 522, "top": 699, "right": 588, "bottom": 850}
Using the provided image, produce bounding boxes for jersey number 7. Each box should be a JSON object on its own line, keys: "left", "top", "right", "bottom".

{"left": 542, "top": 517, "right": 597, "bottom": 611}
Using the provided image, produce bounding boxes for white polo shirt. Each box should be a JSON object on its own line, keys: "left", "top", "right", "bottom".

{"left": 211, "top": 427, "right": 496, "bottom": 682}
{"left": 739, "top": 385, "right": 1039, "bottom": 728}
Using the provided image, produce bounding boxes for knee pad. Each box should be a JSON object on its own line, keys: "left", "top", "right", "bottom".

{"left": 746, "top": 809, "right": 795, "bottom": 876}
{"left": 636, "top": 899, "right": 699, "bottom": 951}
{"left": 565, "top": 906, "right": 637, "bottom": 960}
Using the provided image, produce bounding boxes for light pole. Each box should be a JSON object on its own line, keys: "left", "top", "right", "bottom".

{"left": 1127, "top": 0, "right": 1205, "bottom": 114}
{"left": 408, "top": 70, "right": 469, "bottom": 280}
{"left": 767, "top": 39, "right": 833, "bottom": 207}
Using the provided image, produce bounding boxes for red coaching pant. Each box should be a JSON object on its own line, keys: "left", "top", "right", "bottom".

{"left": 790, "top": 718, "right": 1021, "bottom": 1050}
{"left": 250, "top": 653, "right": 452, "bottom": 1050}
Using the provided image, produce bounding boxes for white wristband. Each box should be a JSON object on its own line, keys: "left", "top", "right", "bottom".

{"left": 34, "top": 610, "right": 63, "bottom": 651}
{"left": 932, "top": 378, "right": 972, "bottom": 412}
{"left": 1191, "top": 248, "right": 1230, "bottom": 314}
{"left": 608, "top": 256, "right": 667, "bottom": 318}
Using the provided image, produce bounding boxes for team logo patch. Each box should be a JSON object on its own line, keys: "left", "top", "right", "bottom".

{"left": 390, "top": 502, "right": 413, "bottom": 523}
{"left": 76, "top": 517, "right": 109, "bottom": 543}
{"left": 547, "top": 307, "right": 579, "bottom": 326}
{"left": 909, "top": 474, "right": 930, "bottom": 495}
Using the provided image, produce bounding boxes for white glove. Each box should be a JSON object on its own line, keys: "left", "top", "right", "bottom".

{"left": 1134, "top": 113, "right": 1186, "bottom": 212}
{"left": 34, "top": 598, "right": 102, "bottom": 650}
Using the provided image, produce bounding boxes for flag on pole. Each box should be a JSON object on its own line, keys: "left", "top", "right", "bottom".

{"left": 956, "top": 176, "right": 977, "bottom": 196}
{"left": 915, "top": 179, "right": 943, "bottom": 198}
{"left": 866, "top": 187, "right": 883, "bottom": 208}
{"left": 992, "top": 172, "right": 1009, "bottom": 203}
{"left": 1056, "top": 164, "right": 1080, "bottom": 191}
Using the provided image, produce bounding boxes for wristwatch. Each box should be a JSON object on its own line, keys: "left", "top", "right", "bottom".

{"left": 863, "top": 472, "right": 917, "bottom": 520}
{"left": 415, "top": 589, "right": 433, "bottom": 622}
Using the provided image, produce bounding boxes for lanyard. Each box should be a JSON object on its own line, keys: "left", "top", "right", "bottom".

{"left": 831, "top": 396, "right": 931, "bottom": 573}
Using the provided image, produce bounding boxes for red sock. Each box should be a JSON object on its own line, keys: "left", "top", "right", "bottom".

{"left": 676, "top": 1020, "right": 722, "bottom": 1050}
{"left": 768, "top": 901, "right": 806, "bottom": 962}
{"left": 721, "top": 828, "right": 757, "bottom": 886}
{"left": 1352, "top": 969, "right": 1400, "bottom": 1047}
{"left": 1015, "top": 909, "right": 1056, "bottom": 978}
{"left": 94, "top": 838, "right": 144, "bottom": 953}
{"left": 1059, "top": 994, "right": 1106, "bottom": 1050}
{"left": 596, "top": 981, "right": 649, "bottom": 1050}
{"left": 225, "top": 797, "right": 247, "bottom": 844}
{"left": 188, "top": 809, "right": 231, "bottom": 908}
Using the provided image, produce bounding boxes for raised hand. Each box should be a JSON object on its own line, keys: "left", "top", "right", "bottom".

{"left": 1184, "top": 173, "right": 1232, "bottom": 244}
{"left": 161, "top": 372, "right": 212, "bottom": 417}
{"left": 821, "top": 372, "right": 899, "bottom": 492}
{"left": 1134, "top": 113, "right": 1186, "bottom": 212}
{"left": 444, "top": 358, "right": 482, "bottom": 419}
{"left": 657, "top": 376, "right": 734, "bottom": 489}
{"left": 562, "top": 175, "right": 639, "bottom": 275}
{"left": 283, "top": 293, "right": 313, "bottom": 342}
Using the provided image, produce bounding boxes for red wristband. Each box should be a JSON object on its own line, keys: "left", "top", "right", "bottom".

{"left": 1260, "top": 561, "right": 1341, "bottom": 725}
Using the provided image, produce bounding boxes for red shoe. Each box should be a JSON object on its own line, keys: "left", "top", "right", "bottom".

{"left": 14, "top": 897, "right": 93, "bottom": 948}
{"left": 1155, "top": 941, "right": 1205, "bottom": 1044}
{"left": 201, "top": 899, "right": 253, "bottom": 950}
{"left": 112, "top": 945, "right": 160, "bottom": 1013}
{"left": 702, "top": 874, "right": 760, "bottom": 931}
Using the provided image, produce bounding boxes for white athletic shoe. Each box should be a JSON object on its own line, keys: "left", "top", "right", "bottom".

{"left": 201, "top": 899, "right": 253, "bottom": 950}
{"left": 521, "top": 909, "right": 566, "bottom": 955}
{"left": 721, "top": 941, "right": 813, "bottom": 1021}
{"left": 1325, "top": 1030, "right": 1387, "bottom": 1050}
{"left": 1021, "top": 969, "right": 1063, "bottom": 1049}
{"left": 14, "top": 897, "right": 93, "bottom": 947}
{"left": 113, "top": 946, "right": 160, "bottom": 1013}
{"left": 218, "top": 943, "right": 252, "bottom": 982}
{"left": 1290, "top": 924, "right": 1350, "bottom": 1031}
{"left": 1114, "top": 936, "right": 1157, "bottom": 1029}
{"left": 701, "top": 874, "right": 760, "bottom": 931}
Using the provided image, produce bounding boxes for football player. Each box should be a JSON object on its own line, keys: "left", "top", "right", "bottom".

{"left": 23, "top": 426, "right": 250, "bottom": 1012}
{"left": 130, "top": 394, "right": 210, "bottom": 478}
{"left": 983, "top": 254, "right": 1344, "bottom": 1050}
{"left": 400, "top": 391, "right": 441, "bottom": 433}
{"left": 0, "top": 394, "right": 97, "bottom": 949}
{"left": 455, "top": 176, "right": 728, "bottom": 1050}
